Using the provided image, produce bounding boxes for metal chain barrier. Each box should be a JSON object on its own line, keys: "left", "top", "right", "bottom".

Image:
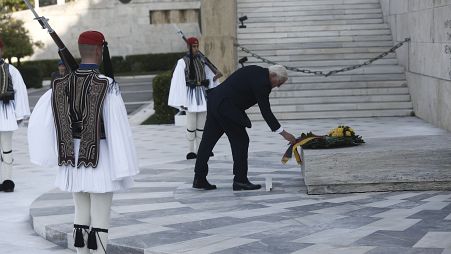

{"left": 235, "top": 38, "right": 411, "bottom": 77}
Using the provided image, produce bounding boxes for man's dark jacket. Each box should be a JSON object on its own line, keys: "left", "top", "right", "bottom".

{"left": 207, "top": 65, "right": 281, "bottom": 131}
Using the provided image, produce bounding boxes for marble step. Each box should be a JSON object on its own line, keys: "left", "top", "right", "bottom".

{"left": 243, "top": 64, "right": 404, "bottom": 75}
{"left": 237, "top": 24, "right": 389, "bottom": 33}
{"left": 238, "top": 35, "right": 393, "bottom": 45}
{"left": 248, "top": 109, "right": 413, "bottom": 120}
{"left": 288, "top": 73, "right": 406, "bottom": 82}
{"left": 247, "top": 102, "right": 413, "bottom": 114}
{"left": 239, "top": 53, "right": 397, "bottom": 61}
{"left": 240, "top": 13, "right": 383, "bottom": 22}
{"left": 270, "top": 87, "right": 409, "bottom": 98}
{"left": 237, "top": 47, "right": 394, "bottom": 56}
{"left": 242, "top": 53, "right": 396, "bottom": 62}
{"left": 267, "top": 94, "right": 411, "bottom": 105}
{"left": 238, "top": 41, "right": 396, "bottom": 50}
{"left": 238, "top": 3, "right": 381, "bottom": 12}
{"left": 245, "top": 58, "right": 398, "bottom": 67}
{"left": 241, "top": 17, "right": 383, "bottom": 26}
{"left": 238, "top": 0, "right": 380, "bottom": 7}
{"left": 238, "top": 29, "right": 392, "bottom": 39}
{"left": 238, "top": 0, "right": 380, "bottom": 3}
{"left": 243, "top": 9, "right": 381, "bottom": 18}
{"left": 280, "top": 81, "right": 407, "bottom": 90}
{"left": 248, "top": 61, "right": 403, "bottom": 70}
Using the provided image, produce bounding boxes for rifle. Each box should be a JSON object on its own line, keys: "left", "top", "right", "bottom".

{"left": 174, "top": 26, "right": 222, "bottom": 76}
{"left": 22, "top": 0, "right": 78, "bottom": 72}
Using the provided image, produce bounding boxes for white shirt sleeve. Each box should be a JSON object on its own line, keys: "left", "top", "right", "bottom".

{"left": 168, "top": 59, "right": 187, "bottom": 110}
{"left": 9, "top": 65, "right": 30, "bottom": 120}
{"left": 205, "top": 65, "right": 220, "bottom": 89}
{"left": 28, "top": 90, "right": 58, "bottom": 166}
{"left": 275, "top": 126, "right": 284, "bottom": 134}
{"left": 103, "top": 81, "right": 140, "bottom": 180}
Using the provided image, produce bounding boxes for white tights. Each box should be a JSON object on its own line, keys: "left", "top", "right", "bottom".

{"left": 73, "top": 192, "right": 113, "bottom": 254}
{"left": 186, "top": 112, "right": 207, "bottom": 153}
{"left": 0, "top": 131, "right": 13, "bottom": 181}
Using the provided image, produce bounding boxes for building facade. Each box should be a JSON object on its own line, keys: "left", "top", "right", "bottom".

{"left": 13, "top": 0, "right": 202, "bottom": 60}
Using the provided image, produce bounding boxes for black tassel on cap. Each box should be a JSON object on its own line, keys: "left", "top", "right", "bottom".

{"left": 102, "top": 41, "right": 115, "bottom": 81}
{"left": 73, "top": 224, "right": 89, "bottom": 248}
{"left": 189, "top": 44, "right": 195, "bottom": 81}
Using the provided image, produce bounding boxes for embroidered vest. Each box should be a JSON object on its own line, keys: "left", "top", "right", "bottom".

{"left": 183, "top": 55, "right": 209, "bottom": 88}
{"left": 51, "top": 69, "right": 108, "bottom": 168}
{"left": 0, "top": 61, "right": 14, "bottom": 103}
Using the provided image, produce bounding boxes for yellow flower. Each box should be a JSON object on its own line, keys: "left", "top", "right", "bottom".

{"left": 345, "top": 131, "right": 351, "bottom": 136}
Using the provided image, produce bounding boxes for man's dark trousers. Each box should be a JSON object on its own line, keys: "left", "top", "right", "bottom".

{"left": 194, "top": 100, "right": 250, "bottom": 182}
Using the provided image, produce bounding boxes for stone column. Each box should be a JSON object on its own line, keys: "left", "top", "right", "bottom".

{"left": 57, "top": 0, "right": 65, "bottom": 5}
{"left": 200, "top": 0, "right": 237, "bottom": 79}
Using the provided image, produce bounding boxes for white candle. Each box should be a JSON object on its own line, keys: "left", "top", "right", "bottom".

{"left": 265, "top": 176, "right": 273, "bottom": 191}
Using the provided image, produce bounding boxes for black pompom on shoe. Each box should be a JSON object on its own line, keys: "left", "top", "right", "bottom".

{"left": 186, "top": 152, "right": 197, "bottom": 160}
{"left": 2, "top": 180, "right": 15, "bottom": 192}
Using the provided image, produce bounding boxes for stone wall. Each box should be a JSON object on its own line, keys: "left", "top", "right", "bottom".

{"left": 380, "top": 0, "right": 451, "bottom": 131}
{"left": 12, "top": 0, "right": 201, "bottom": 60}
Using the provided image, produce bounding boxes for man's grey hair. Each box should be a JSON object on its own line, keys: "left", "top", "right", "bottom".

{"left": 268, "top": 65, "right": 288, "bottom": 82}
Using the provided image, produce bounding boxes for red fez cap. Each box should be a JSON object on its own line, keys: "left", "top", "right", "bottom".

{"left": 187, "top": 37, "right": 199, "bottom": 46}
{"left": 78, "top": 31, "right": 105, "bottom": 45}
{"left": 0, "top": 37, "right": 4, "bottom": 49}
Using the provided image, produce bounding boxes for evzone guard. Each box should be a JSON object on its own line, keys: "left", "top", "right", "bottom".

{"left": 168, "top": 37, "right": 223, "bottom": 160}
{"left": 28, "top": 31, "right": 139, "bottom": 254}
{"left": 0, "top": 37, "right": 30, "bottom": 192}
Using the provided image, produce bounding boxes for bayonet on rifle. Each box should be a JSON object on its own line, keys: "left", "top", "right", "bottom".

{"left": 22, "top": 0, "right": 78, "bottom": 72}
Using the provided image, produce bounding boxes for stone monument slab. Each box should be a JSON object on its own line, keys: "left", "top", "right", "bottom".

{"left": 304, "top": 134, "right": 451, "bottom": 194}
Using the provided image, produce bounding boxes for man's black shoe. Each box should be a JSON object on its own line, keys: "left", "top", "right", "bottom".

{"left": 233, "top": 181, "right": 261, "bottom": 191}
{"left": 193, "top": 177, "right": 217, "bottom": 190}
{"left": 186, "top": 152, "right": 197, "bottom": 160}
{"left": 2, "top": 180, "right": 15, "bottom": 192}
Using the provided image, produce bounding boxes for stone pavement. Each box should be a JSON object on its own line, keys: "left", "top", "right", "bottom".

{"left": 3, "top": 117, "right": 451, "bottom": 253}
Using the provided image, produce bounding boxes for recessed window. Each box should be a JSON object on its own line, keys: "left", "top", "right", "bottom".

{"left": 39, "top": 0, "right": 57, "bottom": 7}
{"left": 180, "top": 9, "right": 187, "bottom": 23}
{"left": 149, "top": 9, "right": 199, "bottom": 25}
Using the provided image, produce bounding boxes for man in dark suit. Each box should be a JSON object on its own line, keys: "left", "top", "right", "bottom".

{"left": 193, "top": 65, "right": 296, "bottom": 191}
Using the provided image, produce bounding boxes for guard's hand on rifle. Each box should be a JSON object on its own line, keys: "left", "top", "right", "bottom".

{"left": 213, "top": 72, "right": 223, "bottom": 82}
{"left": 280, "top": 130, "right": 296, "bottom": 145}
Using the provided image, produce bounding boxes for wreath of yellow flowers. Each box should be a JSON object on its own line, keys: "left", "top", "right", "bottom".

{"left": 282, "top": 125, "right": 364, "bottom": 164}
{"left": 328, "top": 125, "right": 355, "bottom": 137}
